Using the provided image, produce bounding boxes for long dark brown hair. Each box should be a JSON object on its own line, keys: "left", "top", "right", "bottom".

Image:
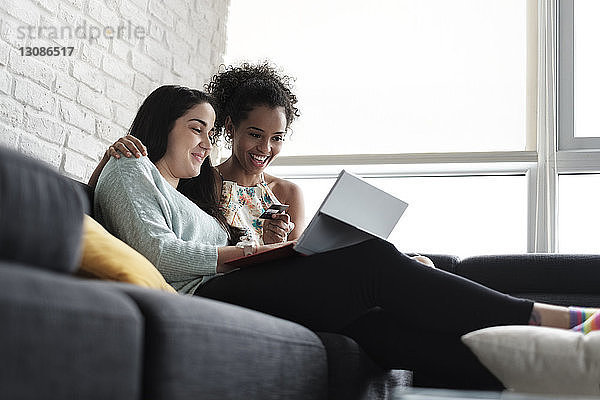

{"left": 129, "top": 85, "right": 242, "bottom": 242}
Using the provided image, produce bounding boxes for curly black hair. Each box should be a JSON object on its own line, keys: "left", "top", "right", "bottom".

{"left": 205, "top": 61, "right": 300, "bottom": 145}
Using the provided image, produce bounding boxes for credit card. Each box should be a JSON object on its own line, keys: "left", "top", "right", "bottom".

{"left": 259, "top": 204, "right": 289, "bottom": 219}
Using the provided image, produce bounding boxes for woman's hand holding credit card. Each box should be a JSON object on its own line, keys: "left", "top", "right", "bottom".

{"left": 261, "top": 204, "right": 294, "bottom": 244}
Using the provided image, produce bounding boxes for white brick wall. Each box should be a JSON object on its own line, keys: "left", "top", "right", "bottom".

{"left": 0, "top": 0, "right": 229, "bottom": 182}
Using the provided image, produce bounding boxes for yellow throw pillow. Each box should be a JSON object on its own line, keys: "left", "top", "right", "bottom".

{"left": 78, "top": 215, "right": 177, "bottom": 293}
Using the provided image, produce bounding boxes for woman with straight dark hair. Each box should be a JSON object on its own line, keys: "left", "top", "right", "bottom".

{"left": 95, "top": 84, "right": 600, "bottom": 391}
{"left": 122, "top": 85, "right": 245, "bottom": 242}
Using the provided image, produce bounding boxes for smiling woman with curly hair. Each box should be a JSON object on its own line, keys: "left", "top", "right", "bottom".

{"left": 197, "top": 61, "right": 305, "bottom": 246}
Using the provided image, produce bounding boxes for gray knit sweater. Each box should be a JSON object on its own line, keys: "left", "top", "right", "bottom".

{"left": 94, "top": 156, "right": 228, "bottom": 294}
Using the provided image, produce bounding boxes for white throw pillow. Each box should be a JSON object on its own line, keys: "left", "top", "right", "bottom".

{"left": 462, "top": 326, "right": 600, "bottom": 395}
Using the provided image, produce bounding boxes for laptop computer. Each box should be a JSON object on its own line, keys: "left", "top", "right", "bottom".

{"left": 294, "top": 169, "right": 408, "bottom": 255}
{"left": 225, "top": 169, "right": 408, "bottom": 267}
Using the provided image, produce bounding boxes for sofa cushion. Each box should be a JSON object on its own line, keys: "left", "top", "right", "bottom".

{"left": 0, "top": 147, "right": 86, "bottom": 273}
{"left": 455, "top": 254, "right": 600, "bottom": 294}
{"left": 0, "top": 261, "right": 143, "bottom": 400}
{"left": 78, "top": 215, "right": 176, "bottom": 292}
{"left": 115, "top": 285, "right": 328, "bottom": 400}
{"left": 71, "top": 178, "right": 95, "bottom": 217}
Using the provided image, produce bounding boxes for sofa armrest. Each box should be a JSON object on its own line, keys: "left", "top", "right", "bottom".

{"left": 0, "top": 147, "right": 86, "bottom": 273}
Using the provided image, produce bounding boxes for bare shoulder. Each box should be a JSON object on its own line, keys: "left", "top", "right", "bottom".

{"left": 264, "top": 173, "right": 303, "bottom": 203}
{"left": 264, "top": 173, "right": 307, "bottom": 238}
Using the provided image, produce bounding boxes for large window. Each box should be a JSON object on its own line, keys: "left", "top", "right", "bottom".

{"left": 225, "top": 0, "right": 527, "bottom": 155}
{"left": 224, "top": 0, "right": 600, "bottom": 256}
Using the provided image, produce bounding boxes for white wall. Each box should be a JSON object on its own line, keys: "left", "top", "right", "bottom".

{"left": 0, "top": 0, "right": 229, "bottom": 182}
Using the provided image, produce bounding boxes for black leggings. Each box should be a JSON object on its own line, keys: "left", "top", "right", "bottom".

{"left": 195, "top": 239, "right": 533, "bottom": 389}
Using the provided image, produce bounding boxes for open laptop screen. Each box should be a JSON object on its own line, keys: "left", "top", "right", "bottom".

{"left": 294, "top": 170, "right": 408, "bottom": 255}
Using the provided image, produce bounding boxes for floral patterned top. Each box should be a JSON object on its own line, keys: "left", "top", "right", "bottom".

{"left": 218, "top": 172, "right": 281, "bottom": 245}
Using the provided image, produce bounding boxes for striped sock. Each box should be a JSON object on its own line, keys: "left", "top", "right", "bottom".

{"left": 571, "top": 310, "right": 600, "bottom": 334}
{"left": 569, "top": 307, "right": 598, "bottom": 328}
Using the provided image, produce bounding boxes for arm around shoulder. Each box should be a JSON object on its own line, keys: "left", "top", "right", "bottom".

{"left": 88, "top": 151, "right": 111, "bottom": 189}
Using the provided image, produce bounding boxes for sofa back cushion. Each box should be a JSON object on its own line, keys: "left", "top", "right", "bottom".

{"left": 71, "top": 178, "right": 95, "bottom": 216}
{"left": 455, "top": 254, "right": 600, "bottom": 294}
{"left": 0, "top": 146, "right": 86, "bottom": 273}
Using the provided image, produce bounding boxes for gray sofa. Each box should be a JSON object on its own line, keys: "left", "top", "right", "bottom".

{"left": 2, "top": 145, "right": 600, "bottom": 399}
{"left": 0, "top": 146, "right": 411, "bottom": 400}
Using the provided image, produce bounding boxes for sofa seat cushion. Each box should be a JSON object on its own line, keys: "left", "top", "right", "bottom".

{"left": 0, "top": 147, "right": 86, "bottom": 273}
{"left": 115, "top": 285, "right": 328, "bottom": 400}
{"left": 0, "top": 261, "right": 143, "bottom": 400}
